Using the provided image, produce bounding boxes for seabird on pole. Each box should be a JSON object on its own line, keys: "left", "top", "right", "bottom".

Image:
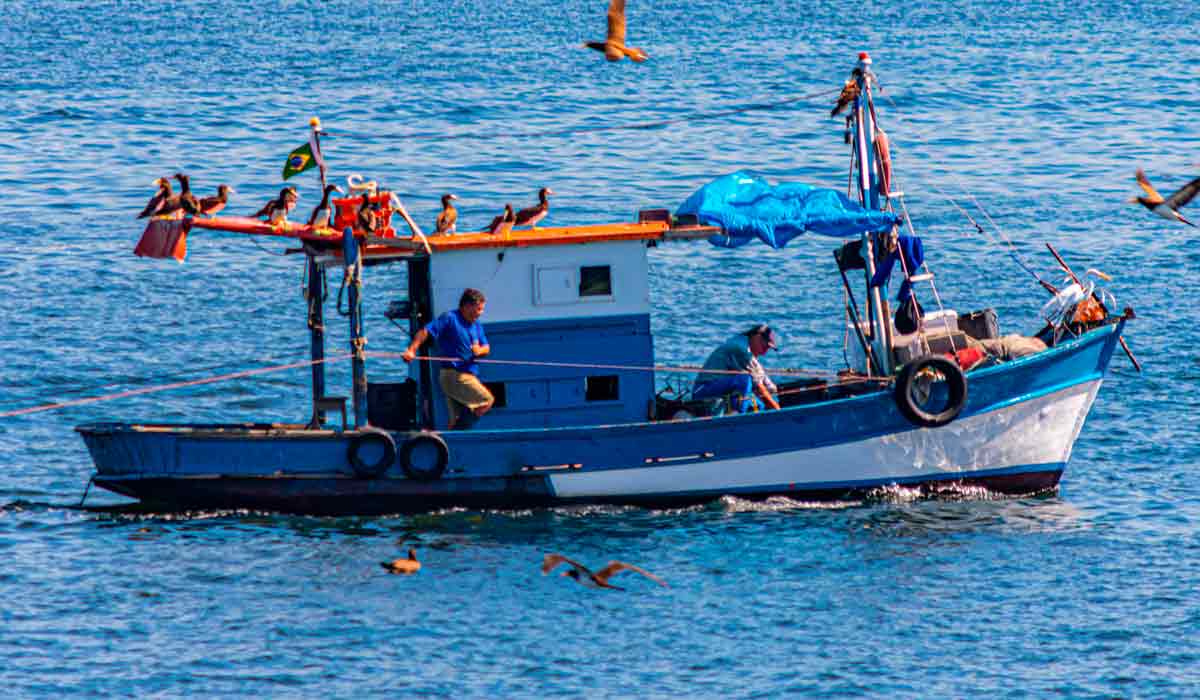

{"left": 254, "top": 186, "right": 298, "bottom": 223}
{"left": 487, "top": 203, "right": 515, "bottom": 237}
{"left": 175, "top": 173, "right": 201, "bottom": 216}
{"left": 830, "top": 79, "right": 861, "bottom": 117}
{"left": 356, "top": 192, "right": 378, "bottom": 235}
{"left": 307, "top": 184, "right": 345, "bottom": 228}
{"left": 197, "top": 184, "right": 234, "bottom": 217}
{"left": 514, "top": 188, "right": 553, "bottom": 228}
{"left": 434, "top": 193, "right": 459, "bottom": 234}
{"left": 137, "top": 177, "right": 173, "bottom": 219}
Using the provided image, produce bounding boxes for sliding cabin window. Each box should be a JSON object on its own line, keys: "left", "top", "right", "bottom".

{"left": 585, "top": 375, "right": 620, "bottom": 402}
{"left": 579, "top": 266, "right": 612, "bottom": 298}
{"left": 533, "top": 264, "right": 614, "bottom": 305}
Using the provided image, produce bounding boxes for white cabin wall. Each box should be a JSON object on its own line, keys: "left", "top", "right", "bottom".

{"left": 428, "top": 241, "right": 650, "bottom": 322}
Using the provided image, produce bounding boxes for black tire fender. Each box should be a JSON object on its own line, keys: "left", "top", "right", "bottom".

{"left": 894, "top": 355, "right": 968, "bottom": 428}
{"left": 347, "top": 428, "right": 397, "bottom": 479}
{"left": 398, "top": 432, "right": 449, "bottom": 481}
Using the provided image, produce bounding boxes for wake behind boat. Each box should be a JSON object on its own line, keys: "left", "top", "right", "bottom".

{"left": 77, "top": 53, "right": 1134, "bottom": 515}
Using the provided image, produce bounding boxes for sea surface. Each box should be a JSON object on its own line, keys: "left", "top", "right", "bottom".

{"left": 2, "top": 0, "right": 1199, "bottom": 696}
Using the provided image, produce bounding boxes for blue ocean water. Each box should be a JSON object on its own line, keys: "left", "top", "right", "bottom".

{"left": 2, "top": 0, "right": 1199, "bottom": 696}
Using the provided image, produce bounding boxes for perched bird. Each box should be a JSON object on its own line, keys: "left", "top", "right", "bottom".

{"left": 582, "top": 0, "right": 648, "bottom": 63}
{"left": 175, "top": 173, "right": 201, "bottom": 216}
{"left": 356, "top": 192, "right": 378, "bottom": 235}
{"left": 830, "top": 79, "right": 861, "bottom": 117}
{"left": 1130, "top": 168, "right": 1200, "bottom": 227}
{"left": 307, "top": 184, "right": 345, "bottom": 228}
{"left": 137, "top": 177, "right": 173, "bottom": 219}
{"left": 254, "top": 186, "right": 298, "bottom": 223}
{"left": 434, "top": 193, "right": 459, "bottom": 234}
{"left": 542, "top": 554, "right": 667, "bottom": 590}
{"left": 487, "top": 203, "right": 515, "bottom": 237}
{"left": 380, "top": 548, "right": 421, "bottom": 575}
{"left": 514, "top": 188, "right": 553, "bottom": 228}
{"left": 197, "top": 184, "right": 234, "bottom": 217}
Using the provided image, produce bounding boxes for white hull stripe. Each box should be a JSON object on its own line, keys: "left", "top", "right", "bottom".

{"left": 548, "top": 380, "right": 1102, "bottom": 498}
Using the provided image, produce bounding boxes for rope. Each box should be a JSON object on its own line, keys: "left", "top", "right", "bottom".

{"left": 873, "top": 90, "right": 1052, "bottom": 290}
{"left": 247, "top": 230, "right": 290, "bottom": 257}
{"left": 78, "top": 475, "right": 95, "bottom": 508}
{"left": 0, "top": 353, "right": 354, "bottom": 419}
{"left": 326, "top": 88, "right": 842, "bottom": 143}
{"left": 0, "top": 346, "right": 885, "bottom": 420}
{"left": 896, "top": 195, "right": 958, "bottom": 353}
{"left": 47, "top": 354, "right": 303, "bottom": 399}
{"left": 775, "top": 375, "right": 885, "bottom": 397}
{"left": 374, "top": 352, "right": 846, "bottom": 379}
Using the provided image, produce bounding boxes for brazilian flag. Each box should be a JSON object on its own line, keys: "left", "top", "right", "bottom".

{"left": 282, "top": 142, "right": 316, "bottom": 180}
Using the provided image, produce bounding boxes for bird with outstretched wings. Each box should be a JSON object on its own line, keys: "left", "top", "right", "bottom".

{"left": 542, "top": 553, "right": 667, "bottom": 590}
{"left": 1133, "top": 168, "right": 1199, "bottom": 227}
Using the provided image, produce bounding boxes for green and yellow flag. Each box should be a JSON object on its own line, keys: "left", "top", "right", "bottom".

{"left": 282, "top": 142, "right": 317, "bottom": 180}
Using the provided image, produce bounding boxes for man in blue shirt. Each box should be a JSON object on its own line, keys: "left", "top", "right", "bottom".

{"left": 692, "top": 324, "right": 782, "bottom": 414}
{"left": 402, "top": 288, "right": 494, "bottom": 429}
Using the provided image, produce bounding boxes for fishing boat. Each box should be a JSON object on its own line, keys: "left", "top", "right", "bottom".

{"left": 77, "top": 53, "right": 1134, "bottom": 515}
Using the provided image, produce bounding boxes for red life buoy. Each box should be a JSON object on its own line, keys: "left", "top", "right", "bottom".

{"left": 875, "top": 127, "right": 893, "bottom": 197}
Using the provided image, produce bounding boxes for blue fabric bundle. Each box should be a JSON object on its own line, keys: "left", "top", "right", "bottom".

{"left": 676, "top": 171, "right": 901, "bottom": 248}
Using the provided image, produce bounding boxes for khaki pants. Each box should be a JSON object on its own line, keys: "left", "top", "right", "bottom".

{"left": 439, "top": 368, "right": 493, "bottom": 420}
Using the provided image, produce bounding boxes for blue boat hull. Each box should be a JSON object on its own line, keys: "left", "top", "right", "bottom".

{"left": 79, "top": 323, "right": 1123, "bottom": 515}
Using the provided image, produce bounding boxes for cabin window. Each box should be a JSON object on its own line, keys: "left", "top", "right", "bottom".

{"left": 483, "top": 381, "right": 508, "bottom": 408}
{"left": 579, "top": 266, "right": 612, "bottom": 297}
{"left": 585, "top": 375, "right": 619, "bottom": 401}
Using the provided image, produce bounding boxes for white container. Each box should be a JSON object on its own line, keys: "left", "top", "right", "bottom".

{"left": 923, "top": 308, "right": 958, "bottom": 335}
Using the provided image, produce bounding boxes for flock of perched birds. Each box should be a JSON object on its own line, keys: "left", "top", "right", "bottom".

{"left": 137, "top": 173, "right": 233, "bottom": 219}
{"left": 137, "top": 172, "right": 557, "bottom": 237}
{"left": 380, "top": 549, "right": 668, "bottom": 591}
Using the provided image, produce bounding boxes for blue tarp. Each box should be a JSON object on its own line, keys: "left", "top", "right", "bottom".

{"left": 676, "top": 171, "right": 901, "bottom": 248}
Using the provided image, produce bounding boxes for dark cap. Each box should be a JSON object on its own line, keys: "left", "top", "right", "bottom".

{"left": 745, "top": 323, "right": 779, "bottom": 350}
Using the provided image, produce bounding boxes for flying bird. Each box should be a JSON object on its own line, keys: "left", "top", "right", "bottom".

{"left": 830, "top": 79, "right": 861, "bottom": 117}
{"left": 254, "top": 186, "right": 298, "bottom": 223}
{"left": 582, "top": 0, "right": 648, "bottom": 63}
{"left": 1130, "top": 168, "right": 1200, "bottom": 227}
{"left": 541, "top": 554, "right": 667, "bottom": 590}
{"left": 137, "top": 177, "right": 173, "bottom": 219}
{"left": 514, "top": 188, "right": 553, "bottom": 228}
{"left": 487, "top": 203, "right": 515, "bottom": 237}
{"left": 434, "top": 193, "right": 459, "bottom": 234}
{"left": 197, "top": 184, "right": 234, "bottom": 217}
{"left": 380, "top": 549, "right": 421, "bottom": 575}
{"left": 307, "top": 184, "right": 345, "bottom": 228}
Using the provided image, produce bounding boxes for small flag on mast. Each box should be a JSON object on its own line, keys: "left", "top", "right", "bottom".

{"left": 282, "top": 142, "right": 317, "bottom": 180}
{"left": 281, "top": 117, "right": 327, "bottom": 182}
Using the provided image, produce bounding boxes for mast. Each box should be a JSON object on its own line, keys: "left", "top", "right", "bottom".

{"left": 851, "top": 51, "right": 893, "bottom": 374}
{"left": 342, "top": 227, "right": 368, "bottom": 428}
{"left": 305, "top": 251, "right": 327, "bottom": 424}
